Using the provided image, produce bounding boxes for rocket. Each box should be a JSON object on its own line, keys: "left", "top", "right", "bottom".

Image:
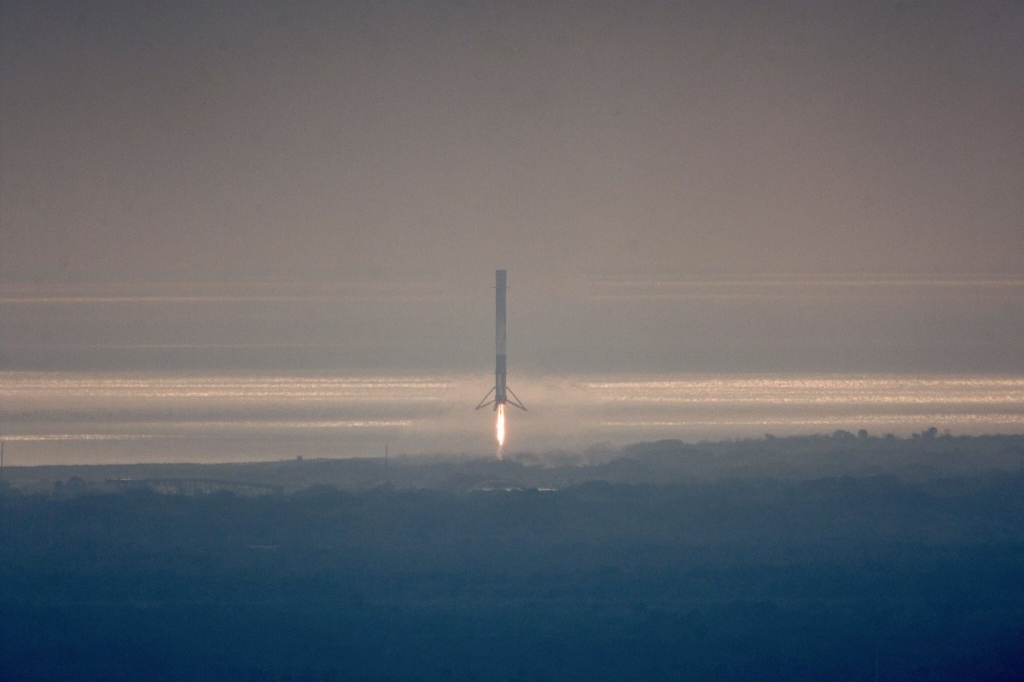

{"left": 476, "top": 269, "right": 526, "bottom": 411}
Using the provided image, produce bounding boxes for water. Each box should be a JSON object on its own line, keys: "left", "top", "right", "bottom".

{"left": 1, "top": 371, "right": 1022, "bottom": 464}
{"left": 2, "top": 278, "right": 1022, "bottom": 464}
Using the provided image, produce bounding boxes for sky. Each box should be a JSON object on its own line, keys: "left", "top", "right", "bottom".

{"left": 1, "top": 1, "right": 1022, "bottom": 376}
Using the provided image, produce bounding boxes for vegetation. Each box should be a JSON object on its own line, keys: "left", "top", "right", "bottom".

{"left": 2, "top": 436, "right": 1024, "bottom": 680}
{"left": 7, "top": 432, "right": 1024, "bottom": 494}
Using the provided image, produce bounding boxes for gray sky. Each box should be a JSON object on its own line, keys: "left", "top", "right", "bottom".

{"left": 1, "top": 1, "right": 1022, "bottom": 374}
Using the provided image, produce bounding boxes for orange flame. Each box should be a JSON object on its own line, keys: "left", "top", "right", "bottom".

{"left": 496, "top": 403, "right": 506, "bottom": 448}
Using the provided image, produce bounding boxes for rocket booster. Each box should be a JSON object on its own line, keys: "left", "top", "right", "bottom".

{"left": 477, "top": 269, "right": 525, "bottom": 412}
{"left": 495, "top": 268, "right": 507, "bottom": 405}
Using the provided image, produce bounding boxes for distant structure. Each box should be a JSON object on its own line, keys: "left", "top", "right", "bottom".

{"left": 476, "top": 269, "right": 526, "bottom": 412}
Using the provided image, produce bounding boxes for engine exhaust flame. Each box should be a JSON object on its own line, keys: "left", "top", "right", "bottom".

{"left": 496, "top": 403, "right": 506, "bottom": 449}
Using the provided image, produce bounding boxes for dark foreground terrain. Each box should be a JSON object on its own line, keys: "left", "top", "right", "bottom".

{"left": 2, "top": 435, "right": 1024, "bottom": 681}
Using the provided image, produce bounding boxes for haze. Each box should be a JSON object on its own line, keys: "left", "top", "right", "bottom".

{"left": 5, "top": 6, "right": 1024, "bottom": 676}
{"left": 1, "top": 1, "right": 1022, "bottom": 375}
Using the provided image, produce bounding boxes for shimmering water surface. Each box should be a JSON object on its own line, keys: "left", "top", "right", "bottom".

{"left": 1, "top": 372, "right": 1022, "bottom": 464}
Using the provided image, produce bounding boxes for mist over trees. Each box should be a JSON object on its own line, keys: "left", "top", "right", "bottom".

{"left": 9, "top": 432, "right": 1024, "bottom": 494}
